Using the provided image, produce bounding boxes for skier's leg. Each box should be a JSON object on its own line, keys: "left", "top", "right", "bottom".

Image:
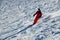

{"left": 33, "top": 17, "right": 39, "bottom": 24}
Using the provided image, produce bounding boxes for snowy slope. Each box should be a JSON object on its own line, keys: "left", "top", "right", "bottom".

{"left": 0, "top": 0, "right": 60, "bottom": 40}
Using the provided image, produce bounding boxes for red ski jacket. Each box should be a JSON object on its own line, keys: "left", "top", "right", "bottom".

{"left": 33, "top": 10, "right": 42, "bottom": 24}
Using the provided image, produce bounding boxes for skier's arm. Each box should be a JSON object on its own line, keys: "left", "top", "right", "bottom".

{"left": 33, "top": 12, "right": 37, "bottom": 16}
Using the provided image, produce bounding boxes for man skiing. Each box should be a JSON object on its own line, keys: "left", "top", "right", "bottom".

{"left": 33, "top": 8, "right": 42, "bottom": 25}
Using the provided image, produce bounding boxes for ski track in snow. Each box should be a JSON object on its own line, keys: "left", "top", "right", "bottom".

{"left": 0, "top": 0, "right": 60, "bottom": 40}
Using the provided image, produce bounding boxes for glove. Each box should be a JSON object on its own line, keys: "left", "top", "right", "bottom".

{"left": 33, "top": 14, "right": 35, "bottom": 16}
{"left": 33, "top": 13, "right": 37, "bottom": 16}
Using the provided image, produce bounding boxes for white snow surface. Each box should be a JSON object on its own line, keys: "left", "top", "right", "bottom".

{"left": 0, "top": 0, "right": 60, "bottom": 40}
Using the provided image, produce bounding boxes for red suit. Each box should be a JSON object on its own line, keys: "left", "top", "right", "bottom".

{"left": 33, "top": 9, "right": 42, "bottom": 24}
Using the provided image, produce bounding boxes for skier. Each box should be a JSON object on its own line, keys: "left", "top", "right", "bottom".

{"left": 33, "top": 8, "right": 42, "bottom": 25}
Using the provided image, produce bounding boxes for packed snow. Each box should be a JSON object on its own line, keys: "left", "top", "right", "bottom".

{"left": 0, "top": 0, "right": 60, "bottom": 40}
